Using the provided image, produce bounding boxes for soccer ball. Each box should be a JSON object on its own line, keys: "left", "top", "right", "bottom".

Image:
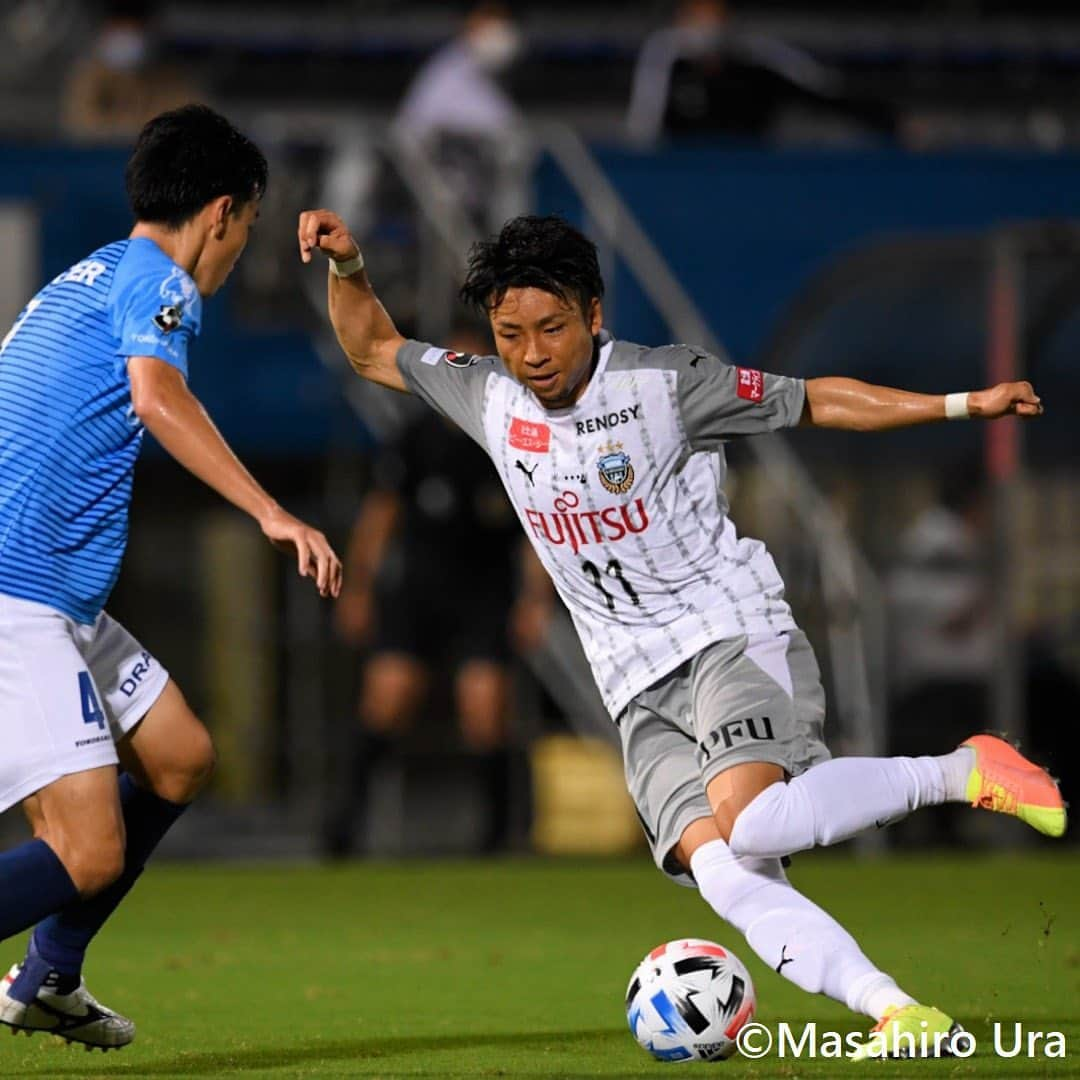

{"left": 626, "top": 939, "right": 756, "bottom": 1062}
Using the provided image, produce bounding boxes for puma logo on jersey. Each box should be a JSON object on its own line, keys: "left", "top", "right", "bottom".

{"left": 515, "top": 460, "right": 538, "bottom": 486}
{"left": 575, "top": 404, "right": 641, "bottom": 436}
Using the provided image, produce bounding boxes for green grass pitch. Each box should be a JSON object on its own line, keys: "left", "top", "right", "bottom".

{"left": 1, "top": 853, "right": 1076, "bottom": 1078}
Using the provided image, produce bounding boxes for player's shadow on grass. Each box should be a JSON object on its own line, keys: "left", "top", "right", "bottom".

{"left": 34, "top": 1028, "right": 637, "bottom": 1077}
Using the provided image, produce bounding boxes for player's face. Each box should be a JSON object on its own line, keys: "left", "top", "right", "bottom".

{"left": 197, "top": 197, "right": 259, "bottom": 296}
{"left": 489, "top": 287, "right": 602, "bottom": 409}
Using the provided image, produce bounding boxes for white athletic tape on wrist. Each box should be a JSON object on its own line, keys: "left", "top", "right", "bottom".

{"left": 944, "top": 392, "right": 971, "bottom": 420}
{"left": 329, "top": 251, "right": 365, "bottom": 278}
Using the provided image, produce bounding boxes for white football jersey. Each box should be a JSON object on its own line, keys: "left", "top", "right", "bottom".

{"left": 397, "top": 333, "right": 805, "bottom": 718}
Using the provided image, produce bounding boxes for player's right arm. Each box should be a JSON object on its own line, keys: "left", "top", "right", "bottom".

{"left": 297, "top": 209, "right": 408, "bottom": 392}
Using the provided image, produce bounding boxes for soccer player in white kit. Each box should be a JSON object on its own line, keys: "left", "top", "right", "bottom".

{"left": 0, "top": 107, "right": 342, "bottom": 1049}
{"left": 298, "top": 209, "right": 1066, "bottom": 1058}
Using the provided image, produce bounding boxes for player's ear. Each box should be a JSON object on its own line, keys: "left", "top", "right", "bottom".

{"left": 587, "top": 297, "right": 603, "bottom": 335}
{"left": 208, "top": 195, "right": 233, "bottom": 239}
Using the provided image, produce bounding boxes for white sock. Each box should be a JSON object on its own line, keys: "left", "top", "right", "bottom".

{"left": 690, "top": 839, "right": 915, "bottom": 1020}
{"left": 937, "top": 746, "right": 976, "bottom": 801}
{"left": 728, "top": 752, "right": 973, "bottom": 860}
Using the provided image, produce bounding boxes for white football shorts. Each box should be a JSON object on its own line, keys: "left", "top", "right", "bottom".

{"left": 0, "top": 592, "right": 169, "bottom": 813}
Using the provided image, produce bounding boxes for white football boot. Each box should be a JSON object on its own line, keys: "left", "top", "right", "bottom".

{"left": 0, "top": 963, "right": 134, "bottom": 1050}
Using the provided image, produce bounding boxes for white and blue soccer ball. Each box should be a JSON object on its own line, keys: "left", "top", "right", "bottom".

{"left": 626, "top": 938, "right": 756, "bottom": 1063}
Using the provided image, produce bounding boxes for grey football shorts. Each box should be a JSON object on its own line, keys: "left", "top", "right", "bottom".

{"left": 617, "top": 629, "right": 830, "bottom": 886}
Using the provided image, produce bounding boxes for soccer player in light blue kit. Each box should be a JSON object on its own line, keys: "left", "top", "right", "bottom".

{"left": 0, "top": 105, "right": 342, "bottom": 1049}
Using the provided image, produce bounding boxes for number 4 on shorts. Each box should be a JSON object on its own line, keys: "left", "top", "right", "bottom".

{"left": 78, "top": 670, "right": 106, "bottom": 731}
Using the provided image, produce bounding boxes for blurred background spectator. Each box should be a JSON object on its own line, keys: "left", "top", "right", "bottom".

{"left": 392, "top": 1, "right": 529, "bottom": 232}
{"left": 886, "top": 460, "right": 994, "bottom": 753}
{"left": 61, "top": 0, "right": 204, "bottom": 142}
{"left": 626, "top": 0, "right": 899, "bottom": 144}
{"left": 886, "top": 460, "right": 1080, "bottom": 845}
{"left": 885, "top": 462, "right": 996, "bottom": 844}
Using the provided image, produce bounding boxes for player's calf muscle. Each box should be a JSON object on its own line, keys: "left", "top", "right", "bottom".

{"left": 24, "top": 770, "right": 126, "bottom": 896}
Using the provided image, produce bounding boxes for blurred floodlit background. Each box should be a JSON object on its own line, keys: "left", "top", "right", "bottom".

{"left": 0, "top": 0, "right": 1077, "bottom": 861}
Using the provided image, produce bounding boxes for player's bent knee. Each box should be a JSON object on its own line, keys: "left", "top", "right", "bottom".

{"left": 706, "top": 762, "right": 788, "bottom": 848}
{"left": 160, "top": 724, "right": 216, "bottom": 804}
{"left": 140, "top": 721, "right": 216, "bottom": 805}
{"left": 727, "top": 780, "right": 814, "bottom": 859}
{"left": 181, "top": 723, "right": 216, "bottom": 797}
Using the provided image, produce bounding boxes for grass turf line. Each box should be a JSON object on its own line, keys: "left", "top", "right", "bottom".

{"left": 0, "top": 853, "right": 1076, "bottom": 1077}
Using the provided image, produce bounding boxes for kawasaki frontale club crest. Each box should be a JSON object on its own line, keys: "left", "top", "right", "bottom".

{"left": 597, "top": 442, "right": 634, "bottom": 494}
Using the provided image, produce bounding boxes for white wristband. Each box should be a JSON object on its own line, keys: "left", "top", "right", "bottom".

{"left": 944, "top": 392, "right": 971, "bottom": 420}
{"left": 328, "top": 250, "right": 365, "bottom": 278}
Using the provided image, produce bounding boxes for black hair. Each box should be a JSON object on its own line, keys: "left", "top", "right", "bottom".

{"left": 459, "top": 215, "right": 604, "bottom": 316}
{"left": 125, "top": 104, "right": 268, "bottom": 229}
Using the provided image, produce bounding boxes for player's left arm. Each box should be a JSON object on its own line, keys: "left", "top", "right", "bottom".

{"left": 800, "top": 377, "right": 1042, "bottom": 430}
{"left": 129, "top": 355, "right": 343, "bottom": 597}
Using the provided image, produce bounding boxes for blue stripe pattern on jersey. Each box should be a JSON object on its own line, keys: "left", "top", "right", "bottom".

{"left": 0, "top": 237, "right": 201, "bottom": 623}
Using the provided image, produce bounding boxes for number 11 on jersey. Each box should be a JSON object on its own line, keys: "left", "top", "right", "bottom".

{"left": 582, "top": 558, "right": 641, "bottom": 612}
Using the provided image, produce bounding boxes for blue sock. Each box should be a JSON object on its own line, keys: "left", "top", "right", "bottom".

{"left": 0, "top": 840, "right": 78, "bottom": 1003}
{"left": 30, "top": 773, "right": 188, "bottom": 992}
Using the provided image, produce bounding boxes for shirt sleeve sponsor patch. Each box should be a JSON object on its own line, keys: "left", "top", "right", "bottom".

{"left": 736, "top": 367, "right": 764, "bottom": 402}
{"left": 509, "top": 416, "right": 551, "bottom": 453}
{"left": 152, "top": 304, "right": 183, "bottom": 333}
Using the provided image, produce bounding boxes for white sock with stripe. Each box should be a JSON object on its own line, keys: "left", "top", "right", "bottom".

{"left": 690, "top": 839, "right": 915, "bottom": 1020}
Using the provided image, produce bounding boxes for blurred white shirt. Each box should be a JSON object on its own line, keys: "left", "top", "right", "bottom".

{"left": 394, "top": 39, "right": 518, "bottom": 143}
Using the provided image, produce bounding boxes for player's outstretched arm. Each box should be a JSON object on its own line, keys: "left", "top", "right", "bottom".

{"left": 129, "top": 356, "right": 343, "bottom": 598}
{"left": 297, "top": 209, "right": 408, "bottom": 392}
{"left": 800, "top": 377, "right": 1042, "bottom": 431}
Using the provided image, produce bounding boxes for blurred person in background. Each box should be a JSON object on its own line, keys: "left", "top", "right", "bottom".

{"left": 328, "top": 324, "right": 553, "bottom": 857}
{"left": 391, "top": 2, "right": 529, "bottom": 232}
{"left": 300, "top": 206, "right": 1064, "bottom": 1058}
{"left": 626, "top": 0, "right": 899, "bottom": 144}
{"left": 0, "top": 106, "right": 340, "bottom": 1050}
{"left": 62, "top": 1, "right": 203, "bottom": 142}
{"left": 887, "top": 462, "right": 1080, "bottom": 841}
{"left": 885, "top": 462, "right": 994, "bottom": 844}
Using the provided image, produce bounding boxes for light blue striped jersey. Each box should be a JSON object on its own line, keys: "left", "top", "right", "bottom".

{"left": 0, "top": 237, "right": 201, "bottom": 623}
